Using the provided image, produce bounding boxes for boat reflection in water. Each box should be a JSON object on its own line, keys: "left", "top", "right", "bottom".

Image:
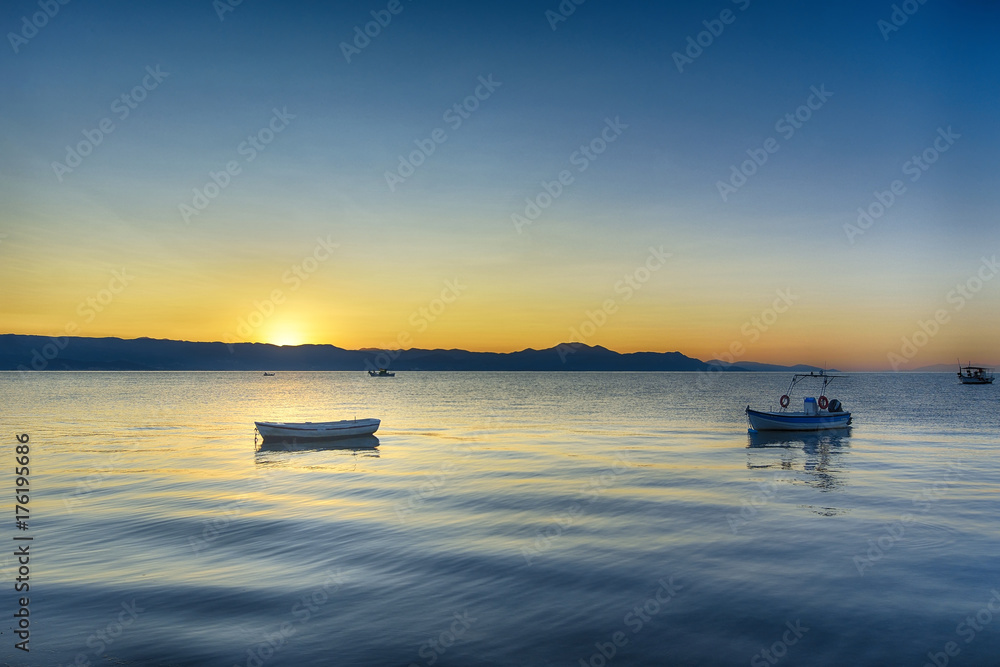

{"left": 255, "top": 434, "right": 381, "bottom": 455}
{"left": 746, "top": 428, "right": 851, "bottom": 497}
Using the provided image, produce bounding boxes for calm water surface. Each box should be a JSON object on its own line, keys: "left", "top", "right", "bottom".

{"left": 1, "top": 371, "right": 998, "bottom": 666}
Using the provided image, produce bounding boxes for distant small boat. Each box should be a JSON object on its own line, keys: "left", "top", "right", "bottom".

{"left": 746, "top": 371, "right": 852, "bottom": 432}
{"left": 958, "top": 363, "right": 994, "bottom": 384}
{"left": 255, "top": 418, "right": 380, "bottom": 442}
{"left": 368, "top": 369, "right": 395, "bottom": 377}
{"left": 263, "top": 372, "right": 275, "bottom": 377}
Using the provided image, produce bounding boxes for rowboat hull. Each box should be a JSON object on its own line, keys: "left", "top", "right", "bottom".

{"left": 746, "top": 408, "right": 851, "bottom": 432}
{"left": 255, "top": 418, "right": 380, "bottom": 442}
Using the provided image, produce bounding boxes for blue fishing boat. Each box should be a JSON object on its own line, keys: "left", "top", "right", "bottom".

{"left": 746, "top": 371, "right": 851, "bottom": 432}
{"left": 958, "top": 363, "right": 994, "bottom": 384}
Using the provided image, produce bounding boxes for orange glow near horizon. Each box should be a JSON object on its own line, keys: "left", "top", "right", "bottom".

{"left": 9, "top": 297, "right": 999, "bottom": 372}
{"left": 3, "top": 214, "right": 999, "bottom": 372}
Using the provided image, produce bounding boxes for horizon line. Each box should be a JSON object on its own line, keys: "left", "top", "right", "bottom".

{"left": 1, "top": 332, "right": 988, "bottom": 373}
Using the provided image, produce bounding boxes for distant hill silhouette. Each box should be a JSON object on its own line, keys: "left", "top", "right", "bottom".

{"left": 0, "top": 334, "right": 820, "bottom": 372}
{"left": 912, "top": 363, "right": 963, "bottom": 373}
{"left": 707, "top": 359, "right": 834, "bottom": 373}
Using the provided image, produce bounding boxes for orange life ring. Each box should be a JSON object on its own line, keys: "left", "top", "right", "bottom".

{"left": 818, "top": 396, "right": 828, "bottom": 409}
{"left": 779, "top": 394, "right": 790, "bottom": 408}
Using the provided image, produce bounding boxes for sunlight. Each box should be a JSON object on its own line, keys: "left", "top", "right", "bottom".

{"left": 268, "top": 325, "right": 306, "bottom": 347}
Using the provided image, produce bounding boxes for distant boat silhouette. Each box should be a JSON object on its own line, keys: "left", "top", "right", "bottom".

{"left": 368, "top": 369, "right": 395, "bottom": 377}
{"left": 958, "top": 363, "right": 994, "bottom": 384}
{"left": 263, "top": 372, "right": 275, "bottom": 377}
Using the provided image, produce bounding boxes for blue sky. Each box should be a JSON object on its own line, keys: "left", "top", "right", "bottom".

{"left": 2, "top": 0, "right": 999, "bottom": 368}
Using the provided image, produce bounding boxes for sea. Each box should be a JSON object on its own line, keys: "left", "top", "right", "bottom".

{"left": 1, "top": 371, "right": 998, "bottom": 666}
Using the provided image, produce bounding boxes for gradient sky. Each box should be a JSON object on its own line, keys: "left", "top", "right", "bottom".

{"left": 2, "top": 0, "right": 999, "bottom": 370}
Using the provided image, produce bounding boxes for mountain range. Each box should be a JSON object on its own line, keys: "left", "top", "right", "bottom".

{"left": 0, "top": 334, "right": 839, "bottom": 372}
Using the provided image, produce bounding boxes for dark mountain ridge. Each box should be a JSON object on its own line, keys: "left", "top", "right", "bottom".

{"left": 0, "top": 334, "right": 823, "bottom": 372}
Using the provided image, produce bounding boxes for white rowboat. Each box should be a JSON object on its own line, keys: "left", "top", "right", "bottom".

{"left": 254, "top": 418, "right": 380, "bottom": 442}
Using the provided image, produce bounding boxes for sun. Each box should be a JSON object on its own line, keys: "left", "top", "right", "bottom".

{"left": 268, "top": 326, "right": 306, "bottom": 347}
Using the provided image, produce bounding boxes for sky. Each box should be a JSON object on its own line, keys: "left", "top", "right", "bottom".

{"left": 1, "top": 0, "right": 999, "bottom": 370}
